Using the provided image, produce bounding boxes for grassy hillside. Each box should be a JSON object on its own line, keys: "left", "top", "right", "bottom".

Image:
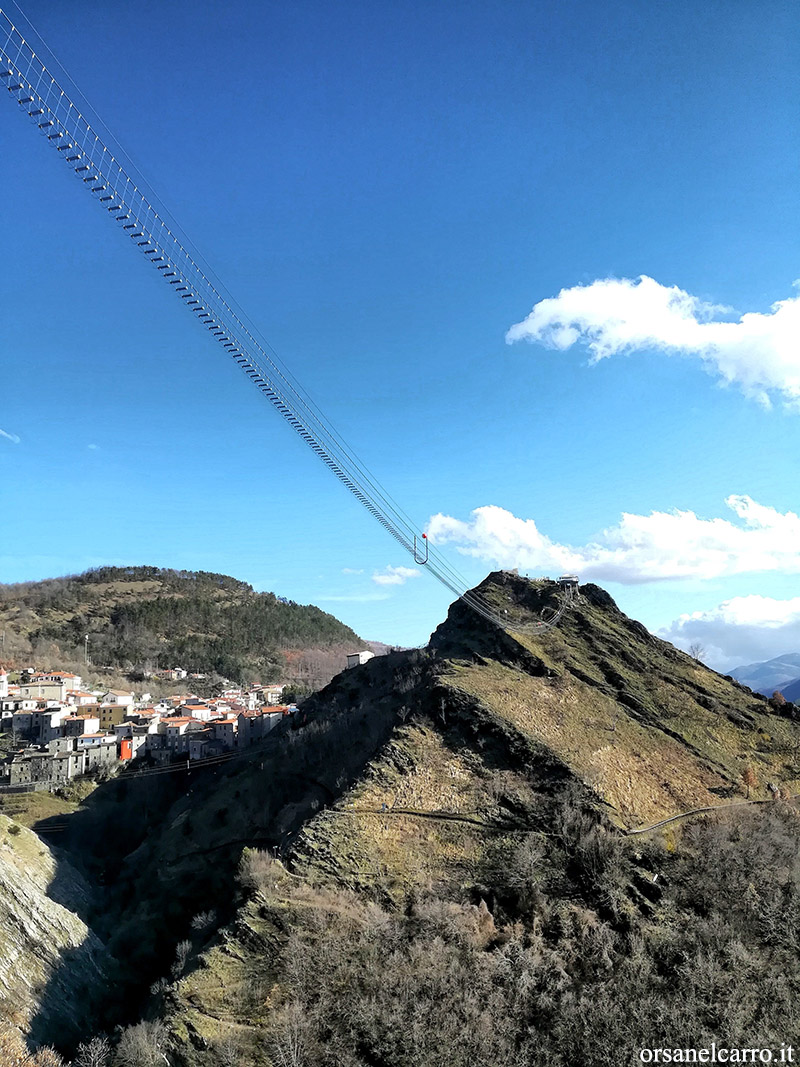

{"left": 11, "top": 573, "right": 800, "bottom": 1063}
{"left": 160, "top": 575, "right": 800, "bottom": 1064}
{"left": 0, "top": 565, "right": 363, "bottom": 686}
{"left": 169, "top": 803, "right": 800, "bottom": 1067}
{"left": 433, "top": 574, "right": 798, "bottom": 826}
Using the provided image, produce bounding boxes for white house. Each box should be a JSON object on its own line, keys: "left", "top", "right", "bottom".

{"left": 40, "top": 671, "right": 82, "bottom": 690}
{"left": 180, "top": 699, "right": 213, "bottom": 721}
{"left": 18, "top": 679, "right": 68, "bottom": 702}
{"left": 37, "top": 707, "right": 70, "bottom": 743}
{"left": 3, "top": 698, "right": 36, "bottom": 714}
{"left": 346, "top": 650, "right": 375, "bottom": 669}
{"left": 67, "top": 690, "right": 97, "bottom": 707}
{"left": 63, "top": 714, "right": 101, "bottom": 738}
{"left": 101, "top": 690, "right": 135, "bottom": 707}
{"left": 11, "top": 703, "right": 64, "bottom": 739}
{"left": 77, "top": 732, "right": 116, "bottom": 748}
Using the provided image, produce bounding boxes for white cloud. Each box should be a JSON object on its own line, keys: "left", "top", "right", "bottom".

{"left": 659, "top": 596, "right": 800, "bottom": 671}
{"left": 426, "top": 495, "right": 800, "bottom": 583}
{"left": 342, "top": 567, "right": 364, "bottom": 575}
{"left": 372, "top": 565, "right": 422, "bottom": 587}
{"left": 506, "top": 275, "right": 800, "bottom": 408}
{"left": 0, "top": 428, "right": 21, "bottom": 444}
{"left": 87, "top": 443, "right": 99, "bottom": 450}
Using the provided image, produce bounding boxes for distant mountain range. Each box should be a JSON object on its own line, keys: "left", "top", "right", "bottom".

{"left": 729, "top": 652, "right": 800, "bottom": 697}
{"left": 780, "top": 676, "right": 800, "bottom": 703}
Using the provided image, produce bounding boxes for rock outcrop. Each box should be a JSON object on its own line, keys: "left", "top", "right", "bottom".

{"left": 0, "top": 813, "right": 109, "bottom": 1046}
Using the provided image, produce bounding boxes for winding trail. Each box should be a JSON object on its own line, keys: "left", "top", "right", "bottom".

{"left": 625, "top": 793, "right": 797, "bottom": 836}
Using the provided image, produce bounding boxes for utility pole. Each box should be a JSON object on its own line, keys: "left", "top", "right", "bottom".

{"left": 84, "top": 634, "right": 89, "bottom": 667}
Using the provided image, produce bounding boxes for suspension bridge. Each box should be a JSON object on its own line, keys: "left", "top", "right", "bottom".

{"left": 0, "top": 4, "right": 576, "bottom": 636}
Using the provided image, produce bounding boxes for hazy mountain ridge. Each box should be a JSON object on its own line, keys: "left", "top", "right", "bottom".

{"left": 780, "top": 676, "right": 800, "bottom": 703}
{"left": 729, "top": 652, "right": 800, "bottom": 696}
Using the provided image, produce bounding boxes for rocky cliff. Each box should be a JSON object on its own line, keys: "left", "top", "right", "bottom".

{"left": 0, "top": 813, "right": 110, "bottom": 1047}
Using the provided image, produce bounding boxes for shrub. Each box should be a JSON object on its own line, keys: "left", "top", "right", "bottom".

{"left": 0, "top": 1026, "right": 65, "bottom": 1066}
{"left": 190, "top": 909, "right": 217, "bottom": 931}
{"left": 170, "top": 939, "right": 192, "bottom": 979}
{"left": 238, "top": 849, "right": 285, "bottom": 896}
{"left": 115, "top": 1020, "right": 168, "bottom": 1067}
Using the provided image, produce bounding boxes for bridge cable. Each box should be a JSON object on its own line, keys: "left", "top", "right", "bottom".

{"left": 0, "top": 6, "right": 565, "bottom": 634}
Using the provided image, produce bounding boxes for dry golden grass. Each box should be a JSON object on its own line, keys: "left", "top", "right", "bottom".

{"left": 449, "top": 661, "right": 731, "bottom": 826}
{"left": 0, "top": 1027, "right": 64, "bottom": 1066}
{"left": 0, "top": 788, "right": 90, "bottom": 828}
{"left": 292, "top": 725, "right": 518, "bottom": 898}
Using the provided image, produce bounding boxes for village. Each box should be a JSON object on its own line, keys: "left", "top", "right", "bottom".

{"left": 0, "top": 665, "right": 305, "bottom": 791}
{"left": 0, "top": 650, "right": 379, "bottom": 792}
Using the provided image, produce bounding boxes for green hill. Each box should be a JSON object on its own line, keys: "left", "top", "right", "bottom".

{"left": 0, "top": 566, "right": 362, "bottom": 686}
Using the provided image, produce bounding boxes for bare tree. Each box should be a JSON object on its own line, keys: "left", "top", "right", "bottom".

{"left": 269, "top": 1001, "right": 311, "bottom": 1067}
{"left": 688, "top": 642, "right": 706, "bottom": 662}
{"left": 0, "top": 1026, "right": 65, "bottom": 1066}
{"left": 190, "top": 909, "right": 216, "bottom": 931}
{"left": 31, "top": 1050, "right": 63, "bottom": 1067}
{"left": 171, "top": 939, "right": 192, "bottom": 978}
{"left": 213, "top": 1030, "right": 243, "bottom": 1067}
{"left": 741, "top": 765, "right": 758, "bottom": 799}
{"left": 115, "top": 1020, "right": 168, "bottom": 1067}
{"left": 73, "top": 1036, "right": 111, "bottom": 1067}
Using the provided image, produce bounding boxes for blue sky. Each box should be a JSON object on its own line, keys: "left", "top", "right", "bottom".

{"left": 2, "top": 0, "right": 800, "bottom": 666}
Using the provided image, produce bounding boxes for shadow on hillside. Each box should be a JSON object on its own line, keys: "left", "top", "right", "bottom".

{"left": 26, "top": 942, "right": 109, "bottom": 1052}
{"left": 26, "top": 649, "right": 425, "bottom": 1054}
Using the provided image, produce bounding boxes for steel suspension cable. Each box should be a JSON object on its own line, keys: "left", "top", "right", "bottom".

{"left": 0, "top": 6, "right": 563, "bottom": 634}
